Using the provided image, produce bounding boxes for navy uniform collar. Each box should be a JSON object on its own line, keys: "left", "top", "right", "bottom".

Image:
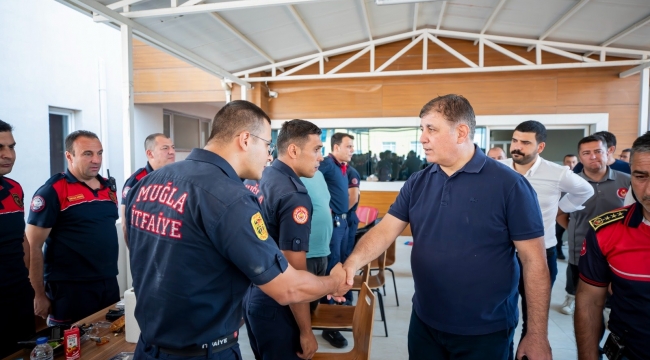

{"left": 626, "top": 202, "right": 646, "bottom": 229}
{"left": 0, "top": 176, "right": 14, "bottom": 191}
{"left": 429, "top": 144, "right": 487, "bottom": 175}
{"left": 64, "top": 169, "right": 110, "bottom": 188}
{"left": 328, "top": 154, "right": 344, "bottom": 168}
{"left": 145, "top": 162, "right": 154, "bottom": 173}
{"left": 186, "top": 148, "right": 240, "bottom": 182}
{"left": 272, "top": 159, "right": 302, "bottom": 183}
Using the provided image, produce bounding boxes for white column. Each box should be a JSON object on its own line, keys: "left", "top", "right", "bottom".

{"left": 241, "top": 85, "right": 248, "bottom": 101}
{"left": 98, "top": 58, "right": 109, "bottom": 177}
{"left": 640, "top": 68, "right": 650, "bottom": 134}
{"left": 121, "top": 24, "right": 135, "bottom": 177}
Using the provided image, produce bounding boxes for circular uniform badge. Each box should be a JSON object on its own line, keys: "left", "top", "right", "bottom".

{"left": 30, "top": 196, "right": 45, "bottom": 212}
{"left": 617, "top": 187, "right": 627, "bottom": 199}
{"left": 351, "top": 178, "right": 358, "bottom": 185}
{"left": 12, "top": 193, "right": 23, "bottom": 208}
{"left": 293, "top": 206, "right": 309, "bottom": 225}
{"left": 580, "top": 239, "right": 587, "bottom": 256}
{"left": 122, "top": 186, "right": 131, "bottom": 198}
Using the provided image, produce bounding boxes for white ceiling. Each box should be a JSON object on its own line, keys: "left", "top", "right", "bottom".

{"left": 90, "top": 0, "right": 650, "bottom": 74}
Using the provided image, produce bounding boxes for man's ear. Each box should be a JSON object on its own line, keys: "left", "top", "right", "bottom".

{"left": 237, "top": 132, "right": 251, "bottom": 150}
{"left": 287, "top": 143, "right": 299, "bottom": 159}
{"left": 145, "top": 149, "right": 154, "bottom": 159}
{"left": 456, "top": 123, "right": 469, "bottom": 144}
{"left": 537, "top": 142, "right": 546, "bottom": 154}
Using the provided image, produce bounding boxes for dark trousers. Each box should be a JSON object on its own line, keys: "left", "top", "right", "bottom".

{"left": 0, "top": 280, "right": 35, "bottom": 358}
{"left": 343, "top": 214, "right": 359, "bottom": 302}
{"left": 243, "top": 298, "right": 302, "bottom": 360}
{"left": 565, "top": 263, "right": 580, "bottom": 296}
{"left": 45, "top": 277, "right": 120, "bottom": 326}
{"left": 517, "top": 247, "right": 557, "bottom": 340}
{"left": 408, "top": 310, "right": 514, "bottom": 360}
{"left": 306, "top": 256, "right": 328, "bottom": 312}
{"left": 555, "top": 223, "right": 565, "bottom": 256}
{"left": 325, "top": 219, "right": 349, "bottom": 274}
{"left": 134, "top": 335, "right": 242, "bottom": 360}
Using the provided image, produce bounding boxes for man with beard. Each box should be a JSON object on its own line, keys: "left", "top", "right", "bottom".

{"left": 557, "top": 135, "right": 630, "bottom": 316}
{"left": 500, "top": 120, "right": 593, "bottom": 342}
{"left": 575, "top": 131, "right": 650, "bottom": 360}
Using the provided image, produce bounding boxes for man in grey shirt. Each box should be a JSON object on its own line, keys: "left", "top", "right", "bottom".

{"left": 557, "top": 134, "right": 630, "bottom": 315}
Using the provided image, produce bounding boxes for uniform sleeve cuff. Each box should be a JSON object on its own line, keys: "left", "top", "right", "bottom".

{"left": 511, "top": 230, "right": 545, "bottom": 241}
{"left": 250, "top": 253, "right": 289, "bottom": 286}
{"left": 558, "top": 196, "right": 584, "bottom": 213}
{"left": 579, "top": 273, "right": 608, "bottom": 287}
{"left": 387, "top": 208, "right": 408, "bottom": 223}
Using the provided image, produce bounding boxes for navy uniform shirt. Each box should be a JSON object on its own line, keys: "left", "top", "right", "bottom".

{"left": 388, "top": 146, "right": 544, "bottom": 335}
{"left": 573, "top": 159, "right": 630, "bottom": 175}
{"left": 319, "top": 154, "right": 348, "bottom": 215}
{"left": 243, "top": 178, "right": 263, "bottom": 204}
{"left": 121, "top": 162, "right": 154, "bottom": 204}
{"left": 579, "top": 203, "right": 650, "bottom": 360}
{"left": 248, "top": 160, "right": 313, "bottom": 306}
{"left": 27, "top": 170, "right": 119, "bottom": 281}
{"left": 347, "top": 166, "right": 360, "bottom": 216}
{"left": 125, "top": 148, "right": 288, "bottom": 349}
{"left": 0, "top": 176, "right": 28, "bottom": 287}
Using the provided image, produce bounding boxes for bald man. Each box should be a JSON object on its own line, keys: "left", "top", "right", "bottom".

{"left": 487, "top": 147, "right": 507, "bottom": 160}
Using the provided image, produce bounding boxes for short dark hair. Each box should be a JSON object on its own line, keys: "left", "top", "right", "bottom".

{"left": 419, "top": 94, "right": 476, "bottom": 139}
{"left": 593, "top": 131, "right": 617, "bottom": 149}
{"left": 577, "top": 134, "right": 607, "bottom": 151}
{"left": 514, "top": 120, "right": 546, "bottom": 143}
{"left": 0, "top": 119, "right": 13, "bottom": 133}
{"left": 331, "top": 132, "right": 354, "bottom": 151}
{"left": 65, "top": 130, "right": 99, "bottom": 154}
{"left": 277, "top": 119, "right": 322, "bottom": 155}
{"left": 209, "top": 100, "right": 271, "bottom": 143}
{"left": 564, "top": 154, "right": 577, "bottom": 159}
{"left": 621, "top": 148, "right": 631, "bottom": 153}
{"left": 630, "top": 131, "right": 650, "bottom": 164}
{"left": 144, "top": 133, "right": 169, "bottom": 151}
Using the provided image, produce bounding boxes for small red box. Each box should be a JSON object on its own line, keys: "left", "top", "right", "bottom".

{"left": 64, "top": 327, "right": 81, "bottom": 360}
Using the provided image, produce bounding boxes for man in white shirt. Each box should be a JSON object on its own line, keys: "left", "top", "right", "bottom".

{"left": 500, "top": 120, "right": 594, "bottom": 342}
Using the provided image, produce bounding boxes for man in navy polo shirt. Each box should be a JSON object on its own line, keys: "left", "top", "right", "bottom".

{"left": 575, "top": 131, "right": 650, "bottom": 360}
{"left": 0, "top": 120, "right": 35, "bottom": 357}
{"left": 27, "top": 130, "right": 120, "bottom": 326}
{"left": 244, "top": 119, "right": 324, "bottom": 360}
{"left": 318, "top": 132, "right": 355, "bottom": 348}
{"left": 344, "top": 94, "right": 551, "bottom": 360}
{"left": 125, "top": 101, "right": 349, "bottom": 360}
{"left": 120, "top": 133, "right": 175, "bottom": 246}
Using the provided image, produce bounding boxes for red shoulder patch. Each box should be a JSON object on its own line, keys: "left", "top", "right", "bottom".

{"left": 293, "top": 206, "right": 309, "bottom": 224}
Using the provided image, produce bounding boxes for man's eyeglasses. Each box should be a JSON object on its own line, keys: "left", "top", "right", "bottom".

{"left": 250, "top": 134, "right": 275, "bottom": 156}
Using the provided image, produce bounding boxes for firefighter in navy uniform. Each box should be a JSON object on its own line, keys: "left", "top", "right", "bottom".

{"left": 27, "top": 130, "right": 120, "bottom": 326}
{"left": 575, "top": 131, "right": 650, "bottom": 360}
{"left": 120, "top": 133, "right": 175, "bottom": 246}
{"left": 125, "top": 101, "right": 349, "bottom": 360}
{"left": 0, "top": 120, "right": 35, "bottom": 358}
{"left": 244, "top": 119, "right": 324, "bottom": 360}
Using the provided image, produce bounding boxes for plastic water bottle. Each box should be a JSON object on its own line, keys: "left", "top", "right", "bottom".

{"left": 30, "top": 337, "right": 53, "bottom": 360}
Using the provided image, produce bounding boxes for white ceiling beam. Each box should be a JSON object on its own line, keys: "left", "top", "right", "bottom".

{"left": 428, "top": 33, "right": 478, "bottom": 68}
{"left": 66, "top": 0, "right": 250, "bottom": 88}
{"left": 209, "top": 13, "right": 275, "bottom": 65}
{"left": 527, "top": 0, "right": 590, "bottom": 51}
{"left": 96, "top": 0, "right": 328, "bottom": 21}
{"left": 376, "top": 33, "right": 424, "bottom": 72}
{"left": 540, "top": 44, "right": 596, "bottom": 63}
{"left": 483, "top": 39, "right": 534, "bottom": 65}
{"left": 327, "top": 46, "right": 371, "bottom": 75}
{"left": 180, "top": 0, "right": 204, "bottom": 6}
{"left": 359, "top": 0, "right": 373, "bottom": 41}
{"left": 107, "top": 0, "right": 147, "bottom": 10}
{"left": 474, "top": 0, "right": 508, "bottom": 44}
{"left": 620, "top": 61, "right": 650, "bottom": 78}
{"left": 235, "top": 28, "right": 650, "bottom": 76}
{"left": 287, "top": 5, "right": 323, "bottom": 53}
{"left": 278, "top": 57, "right": 320, "bottom": 77}
{"left": 242, "top": 59, "right": 647, "bottom": 82}
{"left": 411, "top": 3, "right": 419, "bottom": 39}
{"left": 585, "top": 13, "right": 650, "bottom": 57}
{"left": 435, "top": 1, "right": 447, "bottom": 31}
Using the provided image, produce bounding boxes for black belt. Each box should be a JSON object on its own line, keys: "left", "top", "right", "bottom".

{"left": 158, "top": 332, "right": 238, "bottom": 357}
{"left": 333, "top": 213, "right": 347, "bottom": 220}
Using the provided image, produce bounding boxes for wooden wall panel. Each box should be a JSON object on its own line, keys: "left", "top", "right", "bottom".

{"left": 358, "top": 191, "right": 411, "bottom": 236}
{"left": 267, "top": 38, "right": 643, "bottom": 149}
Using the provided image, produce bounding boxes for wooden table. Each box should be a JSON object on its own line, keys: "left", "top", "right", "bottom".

{"left": 4, "top": 305, "right": 136, "bottom": 360}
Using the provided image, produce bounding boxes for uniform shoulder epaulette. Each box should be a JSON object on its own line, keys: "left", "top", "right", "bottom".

{"left": 43, "top": 172, "right": 67, "bottom": 185}
{"left": 589, "top": 208, "right": 628, "bottom": 231}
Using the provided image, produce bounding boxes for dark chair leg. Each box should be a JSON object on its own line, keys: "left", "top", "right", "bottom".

{"left": 386, "top": 267, "right": 399, "bottom": 306}
{"left": 373, "top": 289, "right": 388, "bottom": 337}
{"left": 383, "top": 284, "right": 386, "bottom": 296}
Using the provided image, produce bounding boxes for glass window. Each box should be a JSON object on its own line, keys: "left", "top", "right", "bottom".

{"left": 49, "top": 108, "right": 73, "bottom": 176}
{"left": 164, "top": 111, "right": 210, "bottom": 150}
{"left": 163, "top": 114, "right": 171, "bottom": 138}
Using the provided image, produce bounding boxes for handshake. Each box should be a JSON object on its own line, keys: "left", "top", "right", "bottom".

{"left": 325, "top": 263, "right": 358, "bottom": 302}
